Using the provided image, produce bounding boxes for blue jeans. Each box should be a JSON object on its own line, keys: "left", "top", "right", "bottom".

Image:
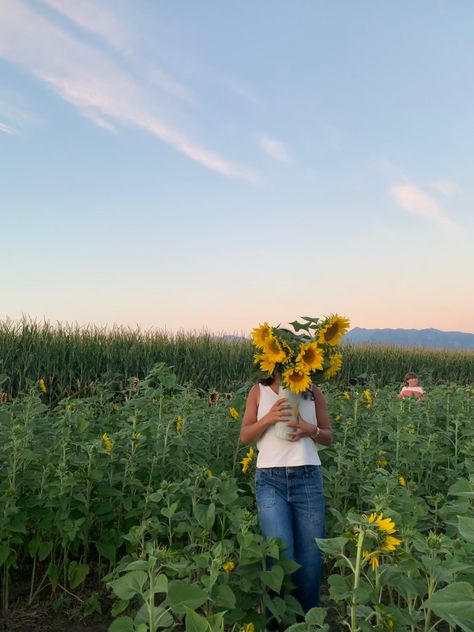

{"left": 255, "top": 465, "right": 325, "bottom": 612}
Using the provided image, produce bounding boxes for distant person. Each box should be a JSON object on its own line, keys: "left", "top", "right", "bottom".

{"left": 398, "top": 372, "right": 425, "bottom": 399}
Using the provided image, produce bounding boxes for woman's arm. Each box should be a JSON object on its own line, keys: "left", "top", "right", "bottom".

{"left": 240, "top": 385, "right": 292, "bottom": 445}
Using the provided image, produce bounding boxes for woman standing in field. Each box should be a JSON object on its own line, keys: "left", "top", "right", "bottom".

{"left": 240, "top": 367, "right": 333, "bottom": 615}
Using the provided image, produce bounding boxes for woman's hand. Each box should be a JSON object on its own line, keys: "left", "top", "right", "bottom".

{"left": 264, "top": 398, "right": 293, "bottom": 425}
{"left": 286, "top": 414, "right": 318, "bottom": 441}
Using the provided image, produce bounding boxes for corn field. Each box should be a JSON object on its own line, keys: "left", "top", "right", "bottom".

{"left": 0, "top": 321, "right": 472, "bottom": 402}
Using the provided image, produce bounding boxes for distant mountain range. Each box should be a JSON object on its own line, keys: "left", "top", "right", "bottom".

{"left": 344, "top": 327, "right": 474, "bottom": 350}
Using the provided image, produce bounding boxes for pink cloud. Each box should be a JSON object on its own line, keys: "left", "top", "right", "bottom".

{"left": 390, "top": 184, "right": 457, "bottom": 233}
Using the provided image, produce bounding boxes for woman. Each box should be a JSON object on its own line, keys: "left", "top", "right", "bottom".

{"left": 240, "top": 370, "right": 333, "bottom": 614}
{"left": 398, "top": 372, "right": 425, "bottom": 399}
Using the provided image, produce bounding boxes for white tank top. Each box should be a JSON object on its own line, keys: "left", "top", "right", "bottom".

{"left": 256, "top": 384, "right": 321, "bottom": 468}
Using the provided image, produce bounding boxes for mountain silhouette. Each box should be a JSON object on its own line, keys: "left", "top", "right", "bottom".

{"left": 344, "top": 327, "right": 474, "bottom": 350}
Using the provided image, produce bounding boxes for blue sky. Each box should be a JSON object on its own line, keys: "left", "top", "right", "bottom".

{"left": 1, "top": 0, "right": 473, "bottom": 334}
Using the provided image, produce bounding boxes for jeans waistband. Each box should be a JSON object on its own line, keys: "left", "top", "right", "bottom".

{"left": 257, "top": 465, "right": 319, "bottom": 476}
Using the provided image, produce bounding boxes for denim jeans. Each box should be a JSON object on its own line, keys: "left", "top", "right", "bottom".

{"left": 255, "top": 465, "right": 325, "bottom": 612}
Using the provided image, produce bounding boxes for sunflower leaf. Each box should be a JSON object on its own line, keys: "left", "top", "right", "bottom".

{"left": 288, "top": 321, "right": 311, "bottom": 333}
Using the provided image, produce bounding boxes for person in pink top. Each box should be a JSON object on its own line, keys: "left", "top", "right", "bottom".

{"left": 398, "top": 372, "right": 425, "bottom": 399}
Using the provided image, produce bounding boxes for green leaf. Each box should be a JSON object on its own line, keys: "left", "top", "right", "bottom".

{"left": 38, "top": 541, "right": 53, "bottom": 561}
{"left": 193, "top": 502, "right": 215, "bottom": 531}
{"left": 458, "top": 515, "right": 474, "bottom": 543}
{"left": 108, "top": 616, "right": 134, "bottom": 632}
{"left": 315, "top": 536, "right": 348, "bottom": 555}
{"left": 109, "top": 571, "right": 147, "bottom": 600}
{"left": 96, "top": 540, "right": 117, "bottom": 564}
{"left": 305, "top": 607, "right": 327, "bottom": 625}
{"left": 152, "top": 573, "right": 168, "bottom": 594}
{"left": 185, "top": 610, "right": 209, "bottom": 632}
{"left": 261, "top": 564, "right": 284, "bottom": 593}
{"left": 68, "top": 561, "right": 89, "bottom": 589}
{"left": 328, "top": 574, "right": 352, "bottom": 601}
{"left": 0, "top": 543, "right": 10, "bottom": 565}
{"left": 134, "top": 604, "right": 173, "bottom": 629}
{"left": 211, "top": 584, "right": 235, "bottom": 609}
{"left": 422, "top": 582, "right": 474, "bottom": 632}
{"left": 168, "top": 581, "right": 208, "bottom": 615}
{"left": 123, "top": 560, "right": 149, "bottom": 572}
{"left": 448, "top": 479, "right": 474, "bottom": 498}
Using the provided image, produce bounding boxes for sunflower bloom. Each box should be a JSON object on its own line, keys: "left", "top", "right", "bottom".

{"left": 324, "top": 353, "right": 343, "bottom": 379}
{"left": 229, "top": 407, "right": 239, "bottom": 420}
{"left": 375, "top": 514, "right": 397, "bottom": 534}
{"left": 241, "top": 624, "right": 255, "bottom": 632}
{"left": 176, "top": 415, "right": 183, "bottom": 432}
{"left": 222, "top": 561, "right": 235, "bottom": 573}
{"left": 296, "top": 341, "right": 324, "bottom": 372}
{"left": 381, "top": 535, "right": 402, "bottom": 552}
{"left": 102, "top": 433, "right": 113, "bottom": 455}
{"left": 263, "top": 335, "right": 290, "bottom": 364}
{"left": 363, "top": 389, "right": 372, "bottom": 409}
{"left": 251, "top": 322, "right": 273, "bottom": 349}
{"left": 254, "top": 352, "right": 276, "bottom": 375}
{"left": 363, "top": 550, "right": 379, "bottom": 572}
{"left": 343, "top": 390, "right": 350, "bottom": 400}
{"left": 399, "top": 475, "right": 406, "bottom": 487}
{"left": 206, "top": 469, "right": 213, "bottom": 478}
{"left": 318, "top": 315, "right": 350, "bottom": 347}
{"left": 39, "top": 378, "right": 47, "bottom": 394}
{"left": 241, "top": 447, "right": 255, "bottom": 474}
{"left": 208, "top": 391, "right": 220, "bottom": 405}
{"left": 282, "top": 365, "right": 312, "bottom": 394}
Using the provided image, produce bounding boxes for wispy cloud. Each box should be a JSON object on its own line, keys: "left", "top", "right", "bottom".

{"left": 41, "top": 0, "right": 195, "bottom": 103}
{"left": 225, "top": 79, "right": 264, "bottom": 109}
{"left": 0, "top": 0, "right": 255, "bottom": 182}
{"left": 390, "top": 184, "right": 458, "bottom": 233}
{"left": 0, "top": 121, "right": 17, "bottom": 135}
{"left": 260, "top": 136, "right": 290, "bottom": 163}
{"left": 40, "top": 0, "right": 131, "bottom": 51}
{"left": 430, "top": 179, "right": 461, "bottom": 196}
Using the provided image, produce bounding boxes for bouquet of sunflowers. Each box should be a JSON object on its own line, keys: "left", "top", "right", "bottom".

{"left": 252, "top": 314, "right": 350, "bottom": 394}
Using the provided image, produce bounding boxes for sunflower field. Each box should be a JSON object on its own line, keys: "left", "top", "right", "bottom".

{"left": 0, "top": 362, "right": 473, "bottom": 632}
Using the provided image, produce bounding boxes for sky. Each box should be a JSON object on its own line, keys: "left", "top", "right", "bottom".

{"left": 1, "top": 0, "right": 473, "bottom": 335}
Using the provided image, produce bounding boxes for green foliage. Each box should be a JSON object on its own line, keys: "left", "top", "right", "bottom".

{"left": 0, "top": 363, "right": 473, "bottom": 630}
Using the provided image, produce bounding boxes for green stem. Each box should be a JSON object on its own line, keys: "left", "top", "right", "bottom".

{"left": 351, "top": 529, "right": 365, "bottom": 632}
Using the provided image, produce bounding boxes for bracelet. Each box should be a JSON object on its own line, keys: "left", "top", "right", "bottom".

{"left": 313, "top": 426, "right": 320, "bottom": 438}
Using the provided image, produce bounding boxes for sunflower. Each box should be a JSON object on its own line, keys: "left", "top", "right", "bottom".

{"left": 318, "top": 314, "right": 350, "bottom": 347}
{"left": 263, "top": 335, "right": 290, "bottom": 364}
{"left": 241, "top": 447, "right": 255, "bottom": 474}
{"left": 251, "top": 322, "right": 273, "bottom": 349}
{"left": 363, "top": 550, "right": 379, "bottom": 572}
{"left": 102, "top": 432, "right": 113, "bottom": 455}
{"left": 253, "top": 352, "right": 276, "bottom": 375}
{"left": 282, "top": 365, "right": 312, "bottom": 394}
{"left": 323, "top": 352, "right": 343, "bottom": 379}
{"left": 381, "top": 535, "right": 402, "bottom": 552}
{"left": 296, "top": 341, "right": 324, "bottom": 371}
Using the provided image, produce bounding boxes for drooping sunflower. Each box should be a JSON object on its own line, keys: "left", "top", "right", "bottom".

{"left": 282, "top": 365, "right": 312, "bottom": 394}
{"left": 323, "top": 353, "right": 343, "bottom": 379}
{"left": 253, "top": 352, "right": 276, "bottom": 375}
{"left": 381, "top": 535, "right": 402, "bottom": 552}
{"left": 296, "top": 341, "right": 324, "bottom": 372}
{"left": 263, "top": 335, "right": 290, "bottom": 364}
{"left": 251, "top": 322, "right": 273, "bottom": 350}
{"left": 363, "top": 550, "right": 379, "bottom": 572}
{"left": 318, "top": 314, "right": 350, "bottom": 347}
